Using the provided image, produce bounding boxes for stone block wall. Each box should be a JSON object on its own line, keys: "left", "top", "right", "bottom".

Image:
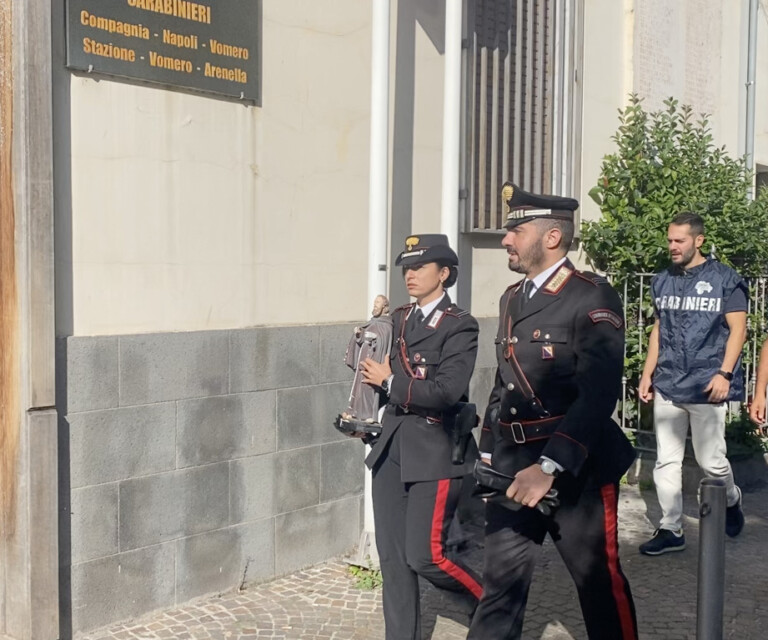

{"left": 56, "top": 318, "right": 499, "bottom": 634}
{"left": 56, "top": 324, "right": 365, "bottom": 634}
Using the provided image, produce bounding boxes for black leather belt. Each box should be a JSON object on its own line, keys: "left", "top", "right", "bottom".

{"left": 498, "top": 415, "right": 563, "bottom": 444}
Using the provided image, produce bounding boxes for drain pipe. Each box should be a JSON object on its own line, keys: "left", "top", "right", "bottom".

{"left": 442, "top": 0, "right": 463, "bottom": 297}
{"left": 745, "top": 0, "right": 758, "bottom": 199}
{"left": 361, "top": 0, "right": 391, "bottom": 566}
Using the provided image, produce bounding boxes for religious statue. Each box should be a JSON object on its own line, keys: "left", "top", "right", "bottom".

{"left": 335, "top": 295, "right": 393, "bottom": 438}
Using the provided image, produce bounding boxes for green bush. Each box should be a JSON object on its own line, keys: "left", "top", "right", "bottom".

{"left": 581, "top": 95, "right": 768, "bottom": 438}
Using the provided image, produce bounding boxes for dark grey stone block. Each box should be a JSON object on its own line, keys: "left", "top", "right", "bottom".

{"left": 230, "top": 455, "right": 276, "bottom": 524}
{"left": 68, "top": 403, "right": 176, "bottom": 488}
{"left": 119, "top": 331, "right": 229, "bottom": 405}
{"left": 71, "top": 543, "right": 175, "bottom": 634}
{"left": 318, "top": 322, "right": 358, "bottom": 384}
{"left": 275, "top": 497, "right": 360, "bottom": 574}
{"left": 277, "top": 382, "right": 349, "bottom": 450}
{"left": 230, "top": 448, "right": 321, "bottom": 523}
{"left": 274, "top": 448, "right": 320, "bottom": 514}
{"left": 70, "top": 484, "right": 118, "bottom": 565}
{"left": 229, "top": 326, "right": 320, "bottom": 392}
{"left": 320, "top": 440, "right": 365, "bottom": 502}
{"left": 119, "top": 463, "right": 229, "bottom": 551}
{"left": 476, "top": 316, "right": 498, "bottom": 369}
{"left": 177, "top": 392, "right": 277, "bottom": 468}
{"left": 175, "top": 518, "right": 274, "bottom": 601}
{"left": 56, "top": 336, "right": 119, "bottom": 413}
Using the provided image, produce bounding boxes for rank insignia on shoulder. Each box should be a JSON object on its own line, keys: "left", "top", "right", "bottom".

{"left": 415, "top": 365, "right": 427, "bottom": 379}
{"left": 541, "top": 345, "right": 555, "bottom": 359}
{"left": 588, "top": 309, "right": 623, "bottom": 328}
{"left": 427, "top": 309, "right": 445, "bottom": 329}
{"left": 544, "top": 265, "right": 573, "bottom": 294}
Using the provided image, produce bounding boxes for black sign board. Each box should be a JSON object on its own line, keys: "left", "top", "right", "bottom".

{"left": 66, "top": 0, "right": 261, "bottom": 103}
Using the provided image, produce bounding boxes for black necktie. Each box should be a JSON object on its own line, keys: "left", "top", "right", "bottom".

{"left": 519, "top": 280, "right": 533, "bottom": 311}
{"left": 409, "top": 308, "right": 424, "bottom": 332}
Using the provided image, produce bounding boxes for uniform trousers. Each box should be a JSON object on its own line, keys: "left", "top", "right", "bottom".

{"left": 372, "top": 427, "right": 482, "bottom": 640}
{"left": 468, "top": 479, "right": 637, "bottom": 640}
{"left": 653, "top": 392, "right": 740, "bottom": 532}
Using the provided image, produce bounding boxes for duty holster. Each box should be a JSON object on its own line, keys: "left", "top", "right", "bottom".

{"left": 444, "top": 402, "right": 479, "bottom": 465}
{"left": 472, "top": 461, "right": 560, "bottom": 516}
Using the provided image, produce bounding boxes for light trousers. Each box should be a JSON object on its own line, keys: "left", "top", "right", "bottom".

{"left": 653, "top": 393, "right": 739, "bottom": 532}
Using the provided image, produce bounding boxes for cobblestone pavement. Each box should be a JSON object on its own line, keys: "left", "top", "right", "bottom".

{"left": 79, "top": 482, "right": 768, "bottom": 640}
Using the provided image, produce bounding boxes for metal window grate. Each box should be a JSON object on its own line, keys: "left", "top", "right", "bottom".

{"left": 466, "top": 0, "right": 582, "bottom": 231}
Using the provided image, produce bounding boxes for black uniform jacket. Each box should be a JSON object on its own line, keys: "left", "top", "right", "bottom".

{"left": 365, "top": 294, "right": 480, "bottom": 483}
{"left": 479, "top": 259, "right": 636, "bottom": 486}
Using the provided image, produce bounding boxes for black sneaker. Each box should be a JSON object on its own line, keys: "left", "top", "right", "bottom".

{"left": 639, "top": 529, "right": 686, "bottom": 555}
{"left": 725, "top": 486, "right": 744, "bottom": 538}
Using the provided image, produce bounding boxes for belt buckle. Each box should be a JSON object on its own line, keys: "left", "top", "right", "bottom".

{"left": 510, "top": 421, "right": 525, "bottom": 444}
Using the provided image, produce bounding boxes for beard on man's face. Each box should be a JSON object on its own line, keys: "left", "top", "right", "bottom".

{"left": 507, "top": 237, "right": 545, "bottom": 275}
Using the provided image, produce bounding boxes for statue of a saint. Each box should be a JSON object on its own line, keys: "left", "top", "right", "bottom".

{"left": 335, "top": 295, "right": 393, "bottom": 437}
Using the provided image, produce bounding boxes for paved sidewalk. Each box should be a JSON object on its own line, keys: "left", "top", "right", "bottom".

{"left": 79, "top": 482, "right": 768, "bottom": 640}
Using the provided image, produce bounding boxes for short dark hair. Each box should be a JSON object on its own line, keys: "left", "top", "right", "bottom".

{"left": 533, "top": 218, "right": 575, "bottom": 252}
{"left": 670, "top": 211, "right": 705, "bottom": 237}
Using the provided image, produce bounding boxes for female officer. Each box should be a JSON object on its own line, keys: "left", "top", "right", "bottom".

{"left": 361, "top": 234, "right": 482, "bottom": 640}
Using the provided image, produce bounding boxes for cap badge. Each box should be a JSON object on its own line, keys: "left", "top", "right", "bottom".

{"left": 405, "top": 236, "right": 420, "bottom": 251}
{"left": 501, "top": 184, "right": 514, "bottom": 214}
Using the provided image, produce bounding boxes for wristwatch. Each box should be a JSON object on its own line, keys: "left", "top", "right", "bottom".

{"left": 538, "top": 457, "right": 560, "bottom": 478}
{"left": 381, "top": 374, "right": 394, "bottom": 394}
{"left": 717, "top": 369, "right": 734, "bottom": 381}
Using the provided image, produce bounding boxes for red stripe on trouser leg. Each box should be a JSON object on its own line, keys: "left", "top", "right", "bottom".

{"left": 430, "top": 479, "right": 483, "bottom": 599}
{"left": 601, "top": 484, "right": 637, "bottom": 640}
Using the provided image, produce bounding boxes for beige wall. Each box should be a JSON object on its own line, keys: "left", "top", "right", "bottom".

{"left": 58, "top": 0, "right": 768, "bottom": 335}
{"left": 63, "top": 1, "right": 373, "bottom": 336}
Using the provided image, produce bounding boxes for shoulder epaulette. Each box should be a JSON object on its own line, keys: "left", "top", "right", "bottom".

{"left": 574, "top": 270, "right": 609, "bottom": 286}
{"left": 394, "top": 302, "right": 415, "bottom": 312}
{"left": 444, "top": 306, "right": 470, "bottom": 318}
{"left": 504, "top": 280, "right": 524, "bottom": 293}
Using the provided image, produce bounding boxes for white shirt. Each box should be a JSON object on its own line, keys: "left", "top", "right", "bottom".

{"left": 413, "top": 292, "right": 446, "bottom": 321}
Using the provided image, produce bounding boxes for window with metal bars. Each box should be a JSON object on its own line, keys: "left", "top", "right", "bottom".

{"left": 466, "top": 0, "right": 583, "bottom": 232}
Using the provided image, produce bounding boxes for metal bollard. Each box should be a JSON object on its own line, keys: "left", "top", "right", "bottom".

{"left": 697, "top": 478, "right": 727, "bottom": 640}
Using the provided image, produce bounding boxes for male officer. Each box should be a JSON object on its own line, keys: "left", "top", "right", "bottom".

{"left": 361, "top": 235, "right": 482, "bottom": 640}
{"left": 468, "top": 184, "right": 638, "bottom": 640}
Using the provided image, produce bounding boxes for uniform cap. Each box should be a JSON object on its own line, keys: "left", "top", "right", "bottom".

{"left": 501, "top": 182, "right": 579, "bottom": 229}
{"left": 395, "top": 234, "right": 459, "bottom": 267}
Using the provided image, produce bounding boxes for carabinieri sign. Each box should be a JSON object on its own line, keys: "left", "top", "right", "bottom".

{"left": 66, "top": 0, "right": 261, "bottom": 103}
